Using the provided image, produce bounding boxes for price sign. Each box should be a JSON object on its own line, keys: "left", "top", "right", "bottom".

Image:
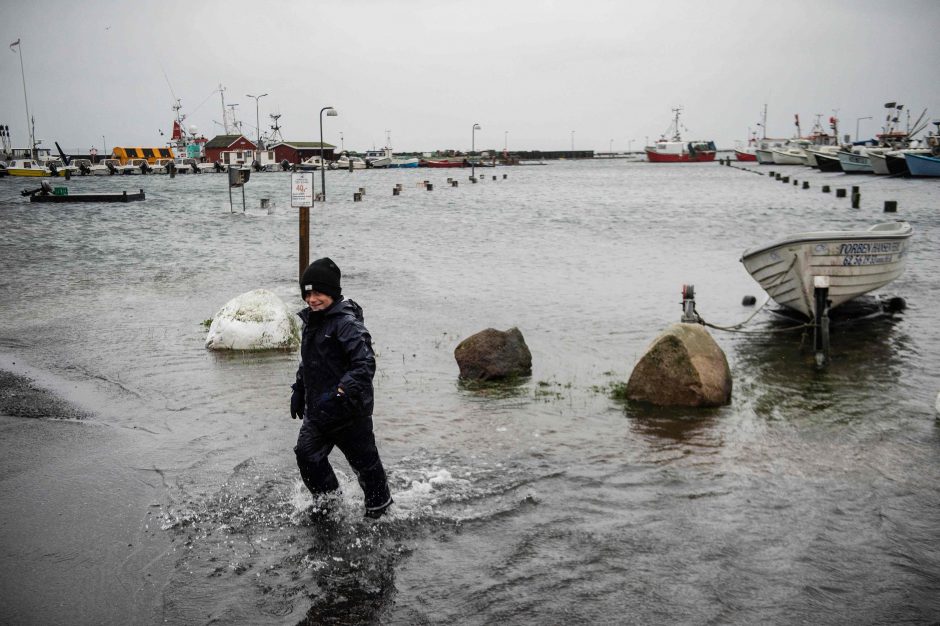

{"left": 291, "top": 172, "right": 314, "bottom": 207}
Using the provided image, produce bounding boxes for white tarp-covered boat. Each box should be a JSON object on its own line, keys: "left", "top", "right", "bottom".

{"left": 741, "top": 221, "right": 912, "bottom": 318}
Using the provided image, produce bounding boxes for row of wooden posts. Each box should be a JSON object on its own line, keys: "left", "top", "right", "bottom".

{"left": 299, "top": 172, "right": 510, "bottom": 278}
{"left": 766, "top": 170, "right": 897, "bottom": 212}
{"left": 719, "top": 158, "right": 899, "bottom": 213}
{"left": 354, "top": 173, "right": 510, "bottom": 201}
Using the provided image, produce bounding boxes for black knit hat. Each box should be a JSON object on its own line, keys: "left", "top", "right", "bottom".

{"left": 300, "top": 257, "right": 342, "bottom": 299}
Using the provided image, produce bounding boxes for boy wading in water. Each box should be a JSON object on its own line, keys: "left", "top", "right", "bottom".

{"left": 290, "top": 258, "right": 393, "bottom": 519}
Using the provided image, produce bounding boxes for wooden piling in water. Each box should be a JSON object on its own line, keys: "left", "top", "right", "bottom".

{"left": 884, "top": 200, "right": 898, "bottom": 213}
{"left": 836, "top": 188, "right": 847, "bottom": 198}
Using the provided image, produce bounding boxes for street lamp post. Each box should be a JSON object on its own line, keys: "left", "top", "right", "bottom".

{"left": 319, "top": 106, "right": 338, "bottom": 200}
{"left": 246, "top": 93, "right": 268, "bottom": 163}
{"left": 855, "top": 116, "right": 872, "bottom": 143}
{"left": 471, "top": 123, "right": 481, "bottom": 179}
{"left": 571, "top": 130, "right": 575, "bottom": 153}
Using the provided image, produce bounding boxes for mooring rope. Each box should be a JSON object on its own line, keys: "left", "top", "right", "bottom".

{"left": 692, "top": 256, "right": 812, "bottom": 334}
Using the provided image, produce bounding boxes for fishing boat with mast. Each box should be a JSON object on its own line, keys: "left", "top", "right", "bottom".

{"left": 736, "top": 105, "right": 788, "bottom": 162}
{"left": 645, "top": 107, "right": 716, "bottom": 163}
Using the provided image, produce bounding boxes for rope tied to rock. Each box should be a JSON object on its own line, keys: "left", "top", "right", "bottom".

{"left": 690, "top": 256, "right": 813, "bottom": 334}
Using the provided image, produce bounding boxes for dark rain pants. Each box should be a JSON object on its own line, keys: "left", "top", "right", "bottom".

{"left": 294, "top": 414, "right": 391, "bottom": 512}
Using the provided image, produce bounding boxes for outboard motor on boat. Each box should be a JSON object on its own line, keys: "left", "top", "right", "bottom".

{"left": 140, "top": 161, "right": 152, "bottom": 174}
{"left": 106, "top": 161, "right": 118, "bottom": 175}
{"left": 252, "top": 159, "right": 262, "bottom": 172}
{"left": 213, "top": 160, "right": 224, "bottom": 173}
{"left": 47, "top": 163, "right": 59, "bottom": 176}
{"left": 190, "top": 161, "right": 199, "bottom": 174}
{"left": 280, "top": 159, "right": 290, "bottom": 171}
{"left": 21, "top": 181, "right": 53, "bottom": 197}
{"left": 78, "top": 161, "right": 91, "bottom": 175}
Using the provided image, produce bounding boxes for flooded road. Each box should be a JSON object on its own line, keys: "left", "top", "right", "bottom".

{"left": 1, "top": 160, "right": 939, "bottom": 624}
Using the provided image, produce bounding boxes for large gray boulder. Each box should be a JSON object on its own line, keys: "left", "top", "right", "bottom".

{"left": 625, "top": 323, "right": 731, "bottom": 407}
{"left": 454, "top": 327, "right": 532, "bottom": 381}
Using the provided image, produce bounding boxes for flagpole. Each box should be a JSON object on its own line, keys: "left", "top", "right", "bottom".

{"left": 12, "top": 39, "right": 34, "bottom": 159}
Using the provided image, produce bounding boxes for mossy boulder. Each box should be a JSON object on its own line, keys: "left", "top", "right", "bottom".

{"left": 454, "top": 327, "right": 532, "bottom": 381}
{"left": 625, "top": 323, "right": 731, "bottom": 407}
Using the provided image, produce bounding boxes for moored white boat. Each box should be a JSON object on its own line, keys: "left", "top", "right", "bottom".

{"left": 837, "top": 146, "right": 875, "bottom": 174}
{"left": 363, "top": 148, "right": 392, "bottom": 168}
{"left": 151, "top": 158, "right": 174, "bottom": 174}
{"left": 389, "top": 156, "right": 419, "bottom": 168}
{"left": 333, "top": 155, "right": 367, "bottom": 170}
{"left": 868, "top": 149, "right": 891, "bottom": 175}
{"left": 771, "top": 140, "right": 811, "bottom": 165}
{"left": 172, "top": 158, "right": 198, "bottom": 174}
{"left": 741, "top": 221, "right": 912, "bottom": 319}
{"left": 296, "top": 155, "right": 326, "bottom": 171}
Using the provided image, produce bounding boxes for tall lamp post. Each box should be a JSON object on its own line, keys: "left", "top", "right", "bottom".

{"left": 471, "top": 123, "right": 481, "bottom": 179}
{"left": 319, "top": 106, "right": 338, "bottom": 200}
{"left": 246, "top": 92, "right": 267, "bottom": 162}
{"left": 571, "top": 130, "right": 575, "bottom": 153}
{"left": 855, "top": 116, "right": 872, "bottom": 143}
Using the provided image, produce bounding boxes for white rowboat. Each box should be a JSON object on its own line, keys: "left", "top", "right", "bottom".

{"left": 741, "top": 221, "right": 912, "bottom": 318}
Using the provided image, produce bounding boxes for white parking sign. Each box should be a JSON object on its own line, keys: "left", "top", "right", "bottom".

{"left": 291, "top": 172, "right": 314, "bottom": 207}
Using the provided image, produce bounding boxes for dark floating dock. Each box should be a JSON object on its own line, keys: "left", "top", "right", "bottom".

{"left": 22, "top": 183, "right": 145, "bottom": 203}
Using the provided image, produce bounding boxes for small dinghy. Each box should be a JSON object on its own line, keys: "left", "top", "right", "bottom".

{"left": 741, "top": 220, "right": 912, "bottom": 365}
{"left": 740, "top": 220, "right": 912, "bottom": 320}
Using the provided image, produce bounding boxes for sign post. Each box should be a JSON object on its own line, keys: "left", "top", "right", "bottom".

{"left": 228, "top": 166, "right": 250, "bottom": 213}
{"left": 291, "top": 172, "right": 314, "bottom": 281}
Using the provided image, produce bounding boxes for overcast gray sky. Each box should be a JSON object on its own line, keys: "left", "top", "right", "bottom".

{"left": 3, "top": 0, "right": 939, "bottom": 154}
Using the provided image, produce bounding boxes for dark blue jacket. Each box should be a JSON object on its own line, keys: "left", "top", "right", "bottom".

{"left": 294, "top": 298, "right": 375, "bottom": 419}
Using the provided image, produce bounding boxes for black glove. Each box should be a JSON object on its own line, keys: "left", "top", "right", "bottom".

{"left": 315, "top": 389, "right": 346, "bottom": 419}
{"left": 290, "top": 382, "right": 305, "bottom": 420}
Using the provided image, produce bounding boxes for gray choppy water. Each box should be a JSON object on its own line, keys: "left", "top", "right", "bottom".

{"left": 1, "top": 161, "right": 939, "bottom": 624}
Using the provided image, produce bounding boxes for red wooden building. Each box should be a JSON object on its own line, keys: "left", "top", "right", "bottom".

{"left": 204, "top": 135, "right": 258, "bottom": 163}
{"left": 268, "top": 141, "right": 336, "bottom": 164}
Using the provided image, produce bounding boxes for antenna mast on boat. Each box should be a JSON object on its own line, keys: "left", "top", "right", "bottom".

{"left": 760, "top": 104, "right": 768, "bottom": 140}
{"left": 10, "top": 39, "right": 36, "bottom": 159}
{"left": 226, "top": 104, "right": 240, "bottom": 134}
{"left": 269, "top": 112, "right": 283, "bottom": 143}
{"left": 219, "top": 84, "right": 232, "bottom": 134}
{"left": 670, "top": 107, "right": 683, "bottom": 141}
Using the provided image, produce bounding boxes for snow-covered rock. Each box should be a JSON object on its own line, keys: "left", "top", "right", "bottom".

{"left": 205, "top": 289, "right": 300, "bottom": 351}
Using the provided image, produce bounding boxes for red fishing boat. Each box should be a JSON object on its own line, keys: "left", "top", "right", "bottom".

{"left": 645, "top": 108, "right": 716, "bottom": 163}
{"left": 734, "top": 147, "right": 758, "bottom": 162}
